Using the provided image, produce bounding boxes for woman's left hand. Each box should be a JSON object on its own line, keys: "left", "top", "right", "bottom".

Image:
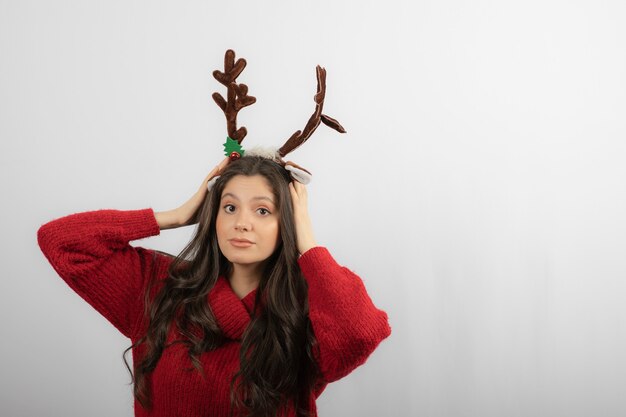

{"left": 289, "top": 181, "right": 317, "bottom": 255}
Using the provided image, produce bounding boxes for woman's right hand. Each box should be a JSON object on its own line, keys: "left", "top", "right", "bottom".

{"left": 155, "top": 157, "right": 230, "bottom": 229}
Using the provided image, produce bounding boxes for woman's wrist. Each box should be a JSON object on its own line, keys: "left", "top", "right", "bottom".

{"left": 298, "top": 237, "right": 318, "bottom": 255}
{"left": 154, "top": 209, "right": 181, "bottom": 230}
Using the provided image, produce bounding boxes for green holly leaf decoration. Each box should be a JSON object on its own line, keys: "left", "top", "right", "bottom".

{"left": 223, "top": 136, "right": 245, "bottom": 157}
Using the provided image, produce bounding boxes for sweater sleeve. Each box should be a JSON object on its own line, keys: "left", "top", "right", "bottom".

{"left": 36, "top": 208, "right": 163, "bottom": 339}
{"left": 297, "top": 247, "right": 391, "bottom": 383}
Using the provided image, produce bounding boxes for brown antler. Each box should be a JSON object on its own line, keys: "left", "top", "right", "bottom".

{"left": 278, "top": 65, "right": 346, "bottom": 158}
{"left": 212, "top": 49, "right": 256, "bottom": 143}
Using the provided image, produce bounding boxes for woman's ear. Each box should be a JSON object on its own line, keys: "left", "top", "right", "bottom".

{"left": 284, "top": 162, "right": 312, "bottom": 184}
{"left": 207, "top": 176, "right": 220, "bottom": 191}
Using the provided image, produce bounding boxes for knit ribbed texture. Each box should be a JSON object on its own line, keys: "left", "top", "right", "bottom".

{"left": 37, "top": 209, "right": 391, "bottom": 416}
{"left": 208, "top": 277, "right": 255, "bottom": 340}
{"left": 297, "top": 247, "right": 392, "bottom": 383}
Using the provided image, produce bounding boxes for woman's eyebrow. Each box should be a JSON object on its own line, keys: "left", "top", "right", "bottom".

{"left": 221, "top": 193, "right": 274, "bottom": 204}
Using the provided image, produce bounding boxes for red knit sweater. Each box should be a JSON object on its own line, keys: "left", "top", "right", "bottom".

{"left": 37, "top": 208, "right": 391, "bottom": 416}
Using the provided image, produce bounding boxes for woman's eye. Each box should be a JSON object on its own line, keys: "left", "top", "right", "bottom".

{"left": 224, "top": 204, "right": 236, "bottom": 213}
{"left": 257, "top": 208, "right": 270, "bottom": 216}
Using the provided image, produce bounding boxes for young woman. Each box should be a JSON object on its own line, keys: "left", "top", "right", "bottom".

{"left": 37, "top": 155, "right": 391, "bottom": 417}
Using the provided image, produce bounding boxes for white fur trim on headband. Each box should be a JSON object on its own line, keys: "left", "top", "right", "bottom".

{"left": 285, "top": 164, "right": 312, "bottom": 184}
{"left": 245, "top": 146, "right": 280, "bottom": 161}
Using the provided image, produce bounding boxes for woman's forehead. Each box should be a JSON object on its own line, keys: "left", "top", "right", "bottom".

{"left": 221, "top": 175, "right": 275, "bottom": 202}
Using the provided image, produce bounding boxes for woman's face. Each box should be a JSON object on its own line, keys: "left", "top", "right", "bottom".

{"left": 216, "top": 174, "right": 280, "bottom": 268}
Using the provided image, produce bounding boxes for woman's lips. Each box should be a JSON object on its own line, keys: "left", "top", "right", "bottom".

{"left": 229, "top": 239, "right": 254, "bottom": 248}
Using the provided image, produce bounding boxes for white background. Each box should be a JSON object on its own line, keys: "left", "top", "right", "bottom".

{"left": 2, "top": 0, "right": 626, "bottom": 416}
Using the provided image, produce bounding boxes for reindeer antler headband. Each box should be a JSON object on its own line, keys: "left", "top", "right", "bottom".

{"left": 210, "top": 49, "right": 346, "bottom": 186}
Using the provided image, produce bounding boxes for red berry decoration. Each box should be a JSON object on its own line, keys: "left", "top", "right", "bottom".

{"left": 229, "top": 151, "right": 241, "bottom": 161}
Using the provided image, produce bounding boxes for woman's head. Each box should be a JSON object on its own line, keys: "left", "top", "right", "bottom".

{"left": 201, "top": 156, "right": 298, "bottom": 276}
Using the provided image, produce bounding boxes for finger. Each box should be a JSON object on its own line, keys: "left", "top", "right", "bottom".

{"left": 290, "top": 182, "right": 303, "bottom": 207}
{"left": 203, "top": 157, "right": 230, "bottom": 189}
{"left": 206, "top": 166, "right": 219, "bottom": 181}
{"left": 297, "top": 181, "right": 307, "bottom": 196}
{"left": 294, "top": 181, "right": 307, "bottom": 203}
{"left": 200, "top": 171, "right": 215, "bottom": 192}
{"left": 202, "top": 168, "right": 219, "bottom": 190}
{"left": 216, "top": 156, "right": 230, "bottom": 174}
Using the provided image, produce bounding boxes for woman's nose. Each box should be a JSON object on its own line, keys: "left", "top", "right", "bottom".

{"left": 234, "top": 211, "right": 252, "bottom": 232}
{"left": 235, "top": 222, "right": 250, "bottom": 232}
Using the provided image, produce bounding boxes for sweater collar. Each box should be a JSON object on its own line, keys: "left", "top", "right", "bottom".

{"left": 208, "top": 276, "right": 257, "bottom": 340}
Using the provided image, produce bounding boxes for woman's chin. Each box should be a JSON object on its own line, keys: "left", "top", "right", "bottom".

{"left": 224, "top": 255, "right": 263, "bottom": 266}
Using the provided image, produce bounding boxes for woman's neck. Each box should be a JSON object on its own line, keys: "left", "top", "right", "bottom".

{"left": 228, "top": 262, "right": 264, "bottom": 299}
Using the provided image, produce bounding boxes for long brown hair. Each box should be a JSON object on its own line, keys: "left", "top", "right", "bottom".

{"left": 123, "top": 156, "right": 320, "bottom": 416}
